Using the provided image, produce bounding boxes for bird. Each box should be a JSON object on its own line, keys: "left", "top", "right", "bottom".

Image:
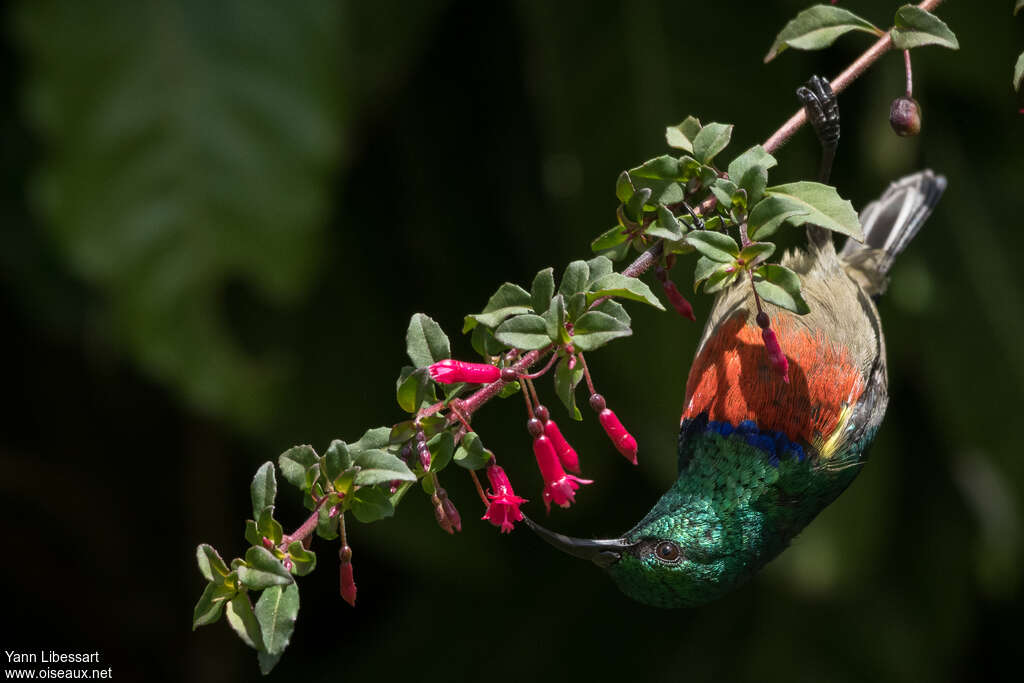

{"left": 523, "top": 76, "right": 947, "bottom": 607}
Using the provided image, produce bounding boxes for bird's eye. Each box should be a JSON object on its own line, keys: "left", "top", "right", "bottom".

{"left": 654, "top": 541, "right": 682, "bottom": 564}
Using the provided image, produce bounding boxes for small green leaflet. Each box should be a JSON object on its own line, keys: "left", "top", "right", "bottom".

{"left": 352, "top": 449, "right": 416, "bottom": 486}
{"left": 250, "top": 462, "right": 277, "bottom": 521}
{"left": 494, "top": 314, "right": 551, "bottom": 350}
{"left": 692, "top": 123, "right": 732, "bottom": 164}
{"left": 665, "top": 116, "right": 701, "bottom": 153}
{"left": 463, "top": 282, "right": 533, "bottom": 331}
{"left": 255, "top": 582, "right": 300, "bottom": 659}
{"left": 586, "top": 272, "right": 664, "bottom": 310}
{"left": 685, "top": 231, "right": 740, "bottom": 263}
{"left": 277, "top": 445, "right": 318, "bottom": 491}
{"left": 348, "top": 486, "right": 394, "bottom": 523}
{"left": 1015, "top": 52, "right": 1024, "bottom": 92}
{"left": 571, "top": 311, "right": 631, "bottom": 351}
{"left": 890, "top": 5, "right": 959, "bottom": 51}
{"left": 406, "top": 313, "right": 451, "bottom": 368}
{"left": 225, "top": 593, "right": 262, "bottom": 650}
{"left": 754, "top": 264, "right": 810, "bottom": 315}
{"left": 748, "top": 182, "right": 862, "bottom": 241}
{"left": 238, "top": 547, "right": 293, "bottom": 591}
{"left": 531, "top": 268, "right": 555, "bottom": 315}
{"left": 765, "top": 5, "right": 881, "bottom": 62}
{"left": 554, "top": 355, "right": 584, "bottom": 420}
{"left": 453, "top": 431, "right": 492, "bottom": 470}
{"left": 192, "top": 580, "right": 235, "bottom": 629}
{"left": 196, "top": 544, "right": 230, "bottom": 583}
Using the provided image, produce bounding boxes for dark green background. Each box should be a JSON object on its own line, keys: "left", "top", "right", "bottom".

{"left": 1, "top": 1, "right": 1021, "bottom": 681}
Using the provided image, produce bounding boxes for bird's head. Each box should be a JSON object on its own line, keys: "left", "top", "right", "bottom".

{"left": 523, "top": 504, "right": 739, "bottom": 608}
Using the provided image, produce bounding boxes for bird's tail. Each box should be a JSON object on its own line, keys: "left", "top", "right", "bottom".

{"left": 838, "top": 169, "right": 946, "bottom": 296}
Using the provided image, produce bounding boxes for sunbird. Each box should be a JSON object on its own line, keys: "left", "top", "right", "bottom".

{"left": 525, "top": 77, "right": 946, "bottom": 607}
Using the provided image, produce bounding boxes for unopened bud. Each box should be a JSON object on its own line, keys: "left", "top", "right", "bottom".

{"left": 543, "top": 416, "right": 580, "bottom": 473}
{"left": 598, "top": 408, "right": 638, "bottom": 465}
{"left": 761, "top": 327, "right": 790, "bottom": 383}
{"left": 589, "top": 393, "right": 607, "bottom": 413}
{"left": 889, "top": 96, "right": 921, "bottom": 137}
{"left": 440, "top": 495, "right": 461, "bottom": 532}
{"left": 428, "top": 359, "right": 501, "bottom": 384}
{"left": 526, "top": 417, "right": 544, "bottom": 438}
{"left": 432, "top": 493, "right": 454, "bottom": 534}
{"left": 418, "top": 442, "right": 432, "bottom": 470}
{"left": 662, "top": 280, "right": 696, "bottom": 321}
{"left": 340, "top": 545, "right": 356, "bottom": 606}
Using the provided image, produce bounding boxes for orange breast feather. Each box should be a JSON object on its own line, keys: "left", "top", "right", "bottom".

{"left": 681, "top": 314, "right": 865, "bottom": 447}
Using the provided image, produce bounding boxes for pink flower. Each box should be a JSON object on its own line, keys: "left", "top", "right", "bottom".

{"left": 427, "top": 359, "right": 501, "bottom": 384}
{"left": 340, "top": 546, "right": 356, "bottom": 606}
{"left": 598, "top": 408, "right": 638, "bottom": 465}
{"left": 663, "top": 280, "right": 696, "bottom": 321}
{"left": 761, "top": 327, "right": 790, "bottom": 383}
{"left": 482, "top": 464, "right": 527, "bottom": 533}
{"left": 543, "top": 418, "right": 580, "bottom": 473}
{"left": 533, "top": 435, "right": 592, "bottom": 512}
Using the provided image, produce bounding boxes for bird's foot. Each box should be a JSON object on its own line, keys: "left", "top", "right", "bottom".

{"left": 796, "top": 75, "right": 840, "bottom": 183}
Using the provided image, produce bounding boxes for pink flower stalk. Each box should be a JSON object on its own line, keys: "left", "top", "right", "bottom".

{"left": 598, "top": 408, "right": 638, "bottom": 465}
{"left": 533, "top": 435, "right": 592, "bottom": 512}
{"left": 427, "top": 359, "right": 501, "bottom": 384}
{"left": 761, "top": 327, "right": 790, "bottom": 383}
{"left": 543, "top": 417, "right": 580, "bottom": 473}
{"left": 482, "top": 464, "right": 527, "bottom": 533}
{"left": 340, "top": 546, "right": 356, "bottom": 606}
{"left": 662, "top": 280, "right": 696, "bottom": 321}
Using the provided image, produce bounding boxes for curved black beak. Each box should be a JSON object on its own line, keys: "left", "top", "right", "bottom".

{"left": 521, "top": 514, "right": 633, "bottom": 568}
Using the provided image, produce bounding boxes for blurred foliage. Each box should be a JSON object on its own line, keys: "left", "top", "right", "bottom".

{"left": 1, "top": 1, "right": 1023, "bottom": 682}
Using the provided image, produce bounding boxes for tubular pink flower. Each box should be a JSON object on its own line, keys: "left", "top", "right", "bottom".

{"left": 482, "top": 464, "right": 527, "bottom": 533}
{"left": 761, "top": 327, "right": 790, "bottom": 383}
{"left": 663, "top": 280, "right": 696, "bottom": 321}
{"left": 533, "top": 435, "right": 592, "bottom": 513}
{"left": 427, "top": 359, "right": 501, "bottom": 384}
{"left": 340, "top": 549, "right": 357, "bottom": 606}
{"left": 543, "top": 418, "right": 580, "bottom": 473}
{"left": 598, "top": 408, "right": 638, "bottom": 465}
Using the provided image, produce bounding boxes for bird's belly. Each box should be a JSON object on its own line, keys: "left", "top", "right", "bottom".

{"left": 681, "top": 312, "right": 866, "bottom": 454}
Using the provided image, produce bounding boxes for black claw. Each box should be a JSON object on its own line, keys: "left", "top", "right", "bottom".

{"left": 797, "top": 75, "right": 840, "bottom": 183}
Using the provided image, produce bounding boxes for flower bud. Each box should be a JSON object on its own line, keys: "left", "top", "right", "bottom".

{"left": 428, "top": 359, "right": 501, "bottom": 384}
{"left": 598, "top": 408, "right": 638, "bottom": 465}
{"left": 662, "top": 280, "right": 696, "bottom": 321}
{"left": 418, "top": 442, "right": 432, "bottom": 470}
{"left": 526, "top": 417, "right": 544, "bottom": 438}
{"left": 761, "top": 327, "right": 790, "bottom": 383}
{"left": 431, "top": 492, "right": 454, "bottom": 534}
{"left": 441, "top": 495, "right": 461, "bottom": 533}
{"left": 543, "top": 416, "right": 580, "bottom": 473}
{"left": 889, "top": 96, "right": 921, "bottom": 137}
{"left": 340, "top": 546, "right": 356, "bottom": 606}
{"left": 589, "top": 393, "right": 606, "bottom": 412}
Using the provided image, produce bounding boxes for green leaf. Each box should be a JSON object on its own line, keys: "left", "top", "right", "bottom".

{"left": 396, "top": 366, "right": 434, "bottom": 413}
{"left": 464, "top": 282, "right": 533, "bottom": 330}
{"left": 566, "top": 292, "right": 588, "bottom": 322}
{"left": 258, "top": 651, "right": 283, "bottom": 676}
{"left": 238, "top": 547, "right": 293, "bottom": 590}
{"left": 494, "top": 314, "right": 551, "bottom": 350}
{"left": 749, "top": 182, "right": 862, "bottom": 241}
{"left": 225, "top": 593, "right": 262, "bottom": 650}
{"left": 626, "top": 159, "right": 683, "bottom": 206}
{"left": 615, "top": 171, "right": 635, "bottom": 203}
{"left": 15, "top": 1, "right": 345, "bottom": 430}
{"left": 427, "top": 431, "right": 456, "bottom": 472}
{"left": 324, "top": 440, "right": 352, "bottom": 482}
{"left": 531, "top": 268, "right": 555, "bottom": 315}
{"left": 351, "top": 427, "right": 392, "bottom": 452}
{"left": 727, "top": 146, "right": 778, "bottom": 189}
{"left": 554, "top": 355, "right": 584, "bottom": 420}
{"left": 250, "top": 462, "right": 277, "bottom": 521}
{"left": 316, "top": 502, "right": 339, "bottom": 540}
{"left": 703, "top": 268, "right": 740, "bottom": 294}
{"left": 498, "top": 380, "right": 521, "bottom": 398}
{"left": 585, "top": 256, "right": 614, "bottom": 287}
{"left": 453, "top": 432, "right": 492, "bottom": 470}
{"left": 558, "top": 260, "right": 590, "bottom": 297}
{"left": 353, "top": 449, "right": 416, "bottom": 486}
{"left": 739, "top": 242, "right": 776, "bottom": 267}
{"left": 591, "top": 225, "right": 629, "bottom": 253}
{"left": 625, "top": 186, "right": 654, "bottom": 220}
{"left": 765, "top": 5, "right": 881, "bottom": 62}
{"left": 542, "top": 294, "right": 567, "bottom": 343}
{"left": 255, "top": 583, "right": 300, "bottom": 656}
{"left": 593, "top": 299, "right": 631, "bottom": 327}
{"left": 278, "top": 445, "right": 318, "bottom": 491}
{"left": 406, "top": 313, "right": 450, "bottom": 368}
{"left": 891, "top": 5, "right": 959, "bottom": 50}
{"left": 694, "top": 256, "right": 727, "bottom": 291}
{"left": 692, "top": 123, "right": 733, "bottom": 164}
{"left": 571, "top": 311, "right": 632, "bottom": 351}
{"left": 586, "top": 272, "right": 665, "bottom": 310}
{"left": 470, "top": 324, "right": 507, "bottom": 357}
{"left": 196, "top": 544, "right": 230, "bottom": 583}
{"left": 349, "top": 486, "right": 394, "bottom": 523}
{"left": 244, "top": 519, "right": 261, "bottom": 547}
{"left": 665, "top": 116, "right": 701, "bottom": 152}
{"left": 647, "top": 205, "right": 685, "bottom": 240}
{"left": 257, "top": 506, "right": 284, "bottom": 545}
{"left": 684, "top": 231, "right": 740, "bottom": 263}
{"left": 1015, "top": 51, "right": 1024, "bottom": 91}
{"left": 754, "top": 264, "right": 810, "bottom": 314}
{"left": 286, "top": 541, "right": 317, "bottom": 577}
{"left": 192, "top": 580, "right": 235, "bottom": 630}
